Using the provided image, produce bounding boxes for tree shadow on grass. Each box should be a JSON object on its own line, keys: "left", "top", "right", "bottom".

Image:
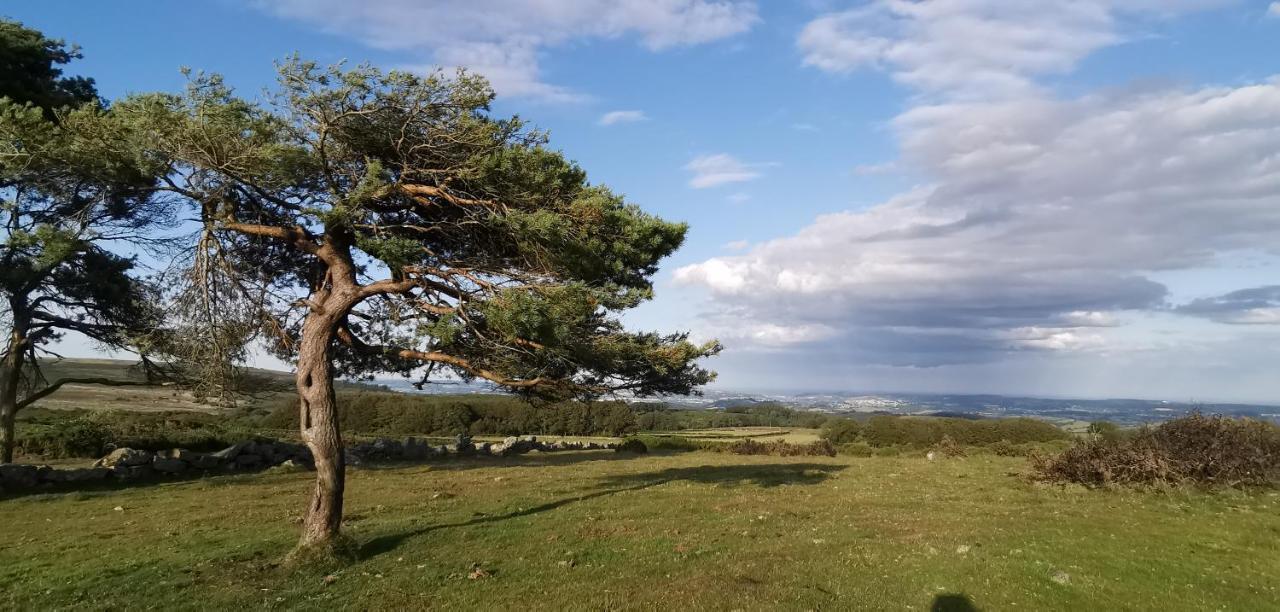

{"left": 2, "top": 451, "right": 644, "bottom": 500}
{"left": 932, "top": 593, "right": 979, "bottom": 612}
{"left": 360, "top": 461, "right": 846, "bottom": 558}
{"left": 355, "top": 449, "right": 647, "bottom": 473}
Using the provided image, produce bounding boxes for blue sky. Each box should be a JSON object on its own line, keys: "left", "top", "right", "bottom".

{"left": 10, "top": 1, "right": 1280, "bottom": 402}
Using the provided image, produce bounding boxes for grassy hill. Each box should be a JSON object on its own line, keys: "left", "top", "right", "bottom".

{"left": 1, "top": 452, "right": 1276, "bottom": 610}
{"left": 24, "top": 358, "right": 378, "bottom": 414}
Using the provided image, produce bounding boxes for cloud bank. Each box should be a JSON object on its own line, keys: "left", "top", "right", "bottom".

{"left": 677, "top": 1, "right": 1280, "bottom": 371}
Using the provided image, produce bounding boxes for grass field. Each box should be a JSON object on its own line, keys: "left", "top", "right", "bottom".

{"left": 2, "top": 452, "right": 1276, "bottom": 610}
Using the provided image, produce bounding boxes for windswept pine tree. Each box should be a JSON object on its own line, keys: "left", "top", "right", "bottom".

{"left": 0, "top": 19, "right": 170, "bottom": 462}
{"left": 123, "top": 59, "right": 720, "bottom": 560}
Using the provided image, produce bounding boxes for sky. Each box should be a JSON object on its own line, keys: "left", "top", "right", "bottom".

{"left": 8, "top": 1, "right": 1280, "bottom": 403}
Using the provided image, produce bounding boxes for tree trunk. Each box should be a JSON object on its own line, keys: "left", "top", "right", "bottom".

{"left": 0, "top": 309, "right": 28, "bottom": 464}
{"left": 0, "top": 354, "right": 19, "bottom": 464}
{"left": 292, "top": 309, "right": 347, "bottom": 557}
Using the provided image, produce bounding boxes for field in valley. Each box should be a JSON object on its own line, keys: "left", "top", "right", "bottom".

{"left": 2, "top": 451, "right": 1277, "bottom": 611}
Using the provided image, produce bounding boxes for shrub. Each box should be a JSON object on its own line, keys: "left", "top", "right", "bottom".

{"left": 861, "top": 415, "right": 1068, "bottom": 448}
{"left": 263, "top": 392, "right": 638, "bottom": 438}
{"left": 15, "top": 418, "right": 111, "bottom": 458}
{"left": 625, "top": 434, "right": 710, "bottom": 452}
{"left": 987, "top": 439, "right": 1020, "bottom": 457}
{"left": 15, "top": 410, "right": 255, "bottom": 459}
{"left": 821, "top": 418, "right": 862, "bottom": 444}
{"left": 1086, "top": 420, "right": 1124, "bottom": 441}
{"left": 838, "top": 441, "right": 874, "bottom": 457}
{"left": 615, "top": 438, "right": 648, "bottom": 454}
{"left": 725, "top": 439, "right": 837, "bottom": 457}
{"left": 932, "top": 435, "right": 966, "bottom": 458}
{"left": 1032, "top": 414, "right": 1280, "bottom": 488}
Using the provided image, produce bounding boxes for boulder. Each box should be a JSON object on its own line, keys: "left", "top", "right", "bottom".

{"left": 476, "top": 442, "right": 492, "bottom": 456}
{"left": 152, "top": 456, "right": 188, "bottom": 474}
{"left": 97, "top": 448, "right": 152, "bottom": 468}
{"left": 210, "top": 442, "right": 250, "bottom": 461}
{"left": 61, "top": 467, "right": 110, "bottom": 483}
{"left": 36, "top": 465, "right": 61, "bottom": 484}
{"left": 269, "top": 459, "right": 309, "bottom": 473}
{"left": 403, "top": 437, "right": 428, "bottom": 460}
{"left": 190, "top": 453, "right": 222, "bottom": 470}
{"left": 370, "top": 437, "right": 404, "bottom": 459}
{"left": 113, "top": 464, "right": 153, "bottom": 481}
{"left": 171, "top": 448, "right": 203, "bottom": 462}
{"left": 235, "top": 454, "right": 262, "bottom": 468}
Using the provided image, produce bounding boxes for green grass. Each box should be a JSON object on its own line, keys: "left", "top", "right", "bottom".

{"left": 1, "top": 452, "right": 1277, "bottom": 610}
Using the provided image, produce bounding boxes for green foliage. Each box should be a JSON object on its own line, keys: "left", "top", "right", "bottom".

{"left": 821, "top": 418, "right": 862, "bottom": 444}
{"left": 623, "top": 434, "right": 716, "bottom": 453}
{"left": 14, "top": 417, "right": 110, "bottom": 458}
{"left": 262, "top": 391, "right": 637, "bottom": 438}
{"left": 1087, "top": 420, "right": 1124, "bottom": 441}
{"left": 725, "top": 438, "right": 837, "bottom": 457}
{"left": 635, "top": 403, "right": 828, "bottom": 431}
{"left": 0, "top": 18, "right": 98, "bottom": 117}
{"left": 837, "top": 441, "right": 875, "bottom": 457}
{"left": 119, "top": 57, "right": 717, "bottom": 400}
{"left": 859, "top": 415, "right": 1068, "bottom": 448}
{"left": 15, "top": 409, "right": 254, "bottom": 458}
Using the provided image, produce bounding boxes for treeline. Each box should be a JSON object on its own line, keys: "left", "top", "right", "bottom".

{"left": 821, "top": 414, "right": 1069, "bottom": 448}
{"left": 634, "top": 403, "right": 830, "bottom": 430}
{"left": 262, "top": 392, "right": 638, "bottom": 438}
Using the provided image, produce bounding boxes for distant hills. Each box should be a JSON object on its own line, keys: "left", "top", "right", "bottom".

{"left": 377, "top": 377, "right": 1279, "bottom": 427}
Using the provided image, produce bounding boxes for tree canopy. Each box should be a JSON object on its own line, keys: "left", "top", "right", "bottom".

{"left": 120, "top": 58, "right": 718, "bottom": 554}
{"left": 126, "top": 60, "right": 719, "bottom": 398}
{"left": 0, "top": 18, "right": 169, "bottom": 462}
{"left": 0, "top": 18, "right": 98, "bottom": 117}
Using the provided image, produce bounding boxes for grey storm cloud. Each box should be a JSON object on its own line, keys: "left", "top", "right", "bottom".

{"left": 1176, "top": 286, "right": 1280, "bottom": 325}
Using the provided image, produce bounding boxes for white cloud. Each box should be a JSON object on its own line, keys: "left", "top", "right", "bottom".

{"left": 689, "top": 0, "right": 1278, "bottom": 367}
{"left": 727, "top": 192, "right": 751, "bottom": 204}
{"left": 1269, "top": 2, "right": 1280, "bottom": 18}
{"left": 797, "top": 1, "right": 1218, "bottom": 99}
{"left": 684, "top": 154, "right": 764, "bottom": 188}
{"left": 677, "top": 77, "right": 1280, "bottom": 363}
{"left": 598, "top": 110, "right": 648, "bottom": 126}
{"left": 723, "top": 240, "right": 750, "bottom": 251}
{"left": 1005, "top": 327, "right": 1107, "bottom": 352}
{"left": 255, "top": 0, "right": 759, "bottom": 102}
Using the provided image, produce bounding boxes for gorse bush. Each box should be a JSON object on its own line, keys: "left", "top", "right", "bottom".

{"left": 262, "top": 392, "right": 638, "bottom": 438}
{"left": 725, "top": 438, "right": 837, "bottom": 457}
{"left": 16, "top": 410, "right": 254, "bottom": 458}
{"left": 624, "top": 434, "right": 718, "bottom": 452}
{"left": 932, "top": 435, "right": 967, "bottom": 458}
{"left": 820, "top": 414, "right": 1068, "bottom": 448}
{"left": 15, "top": 417, "right": 112, "bottom": 458}
{"left": 1032, "top": 413, "right": 1280, "bottom": 488}
{"left": 634, "top": 403, "right": 830, "bottom": 431}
